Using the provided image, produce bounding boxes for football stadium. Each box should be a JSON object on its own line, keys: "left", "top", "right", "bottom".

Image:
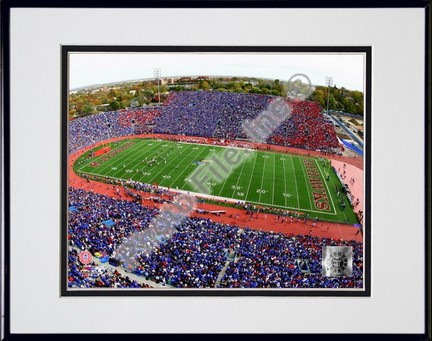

{"left": 67, "top": 83, "right": 365, "bottom": 290}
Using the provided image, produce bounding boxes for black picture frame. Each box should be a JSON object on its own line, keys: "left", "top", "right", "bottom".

{"left": 60, "top": 45, "right": 372, "bottom": 297}
{"left": 1, "top": 0, "right": 430, "bottom": 339}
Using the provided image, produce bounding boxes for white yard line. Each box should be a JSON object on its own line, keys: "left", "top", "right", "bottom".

{"left": 289, "top": 156, "right": 301, "bottom": 208}
{"left": 216, "top": 158, "right": 237, "bottom": 197}
{"left": 229, "top": 151, "right": 250, "bottom": 198}
{"left": 244, "top": 152, "right": 258, "bottom": 200}
{"left": 272, "top": 154, "right": 276, "bottom": 205}
{"left": 258, "top": 156, "right": 267, "bottom": 203}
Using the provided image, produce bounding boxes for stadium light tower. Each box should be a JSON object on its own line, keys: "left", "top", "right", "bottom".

{"left": 154, "top": 68, "right": 162, "bottom": 105}
{"left": 326, "top": 76, "right": 333, "bottom": 115}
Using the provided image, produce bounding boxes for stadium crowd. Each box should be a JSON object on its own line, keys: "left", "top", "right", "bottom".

{"left": 69, "top": 111, "right": 133, "bottom": 153}
{"left": 118, "top": 107, "right": 161, "bottom": 128}
{"left": 153, "top": 91, "right": 271, "bottom": 139}
{"left": 68, "top": 188, "right": 363, "bottom": 289}
{"left": 269, "top": 100, "right": 339, "bottom": 150}
{"left": 68, "top": 188, "right": 159, "bottom": 254}
{"left": 133, "top": 218, "right": 238, "bottom": 287}
{"left": 69, "top": 91, "right": 341, "bottom": 153}
{"left": 154, "top": 92, "right": 339, "bottom": 150}
{"left": 68, "top": 248, "right": 151, "bottom": 288}
{"left": 219, "top": 229, "right": 362, "bottom": 288}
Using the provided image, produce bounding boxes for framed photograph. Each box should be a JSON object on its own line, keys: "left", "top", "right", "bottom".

{"left": 62, "top": 46, "right": 370, "bottom": 296}
{"left": 1, "top": 0, "right": 430, "bottom": 338}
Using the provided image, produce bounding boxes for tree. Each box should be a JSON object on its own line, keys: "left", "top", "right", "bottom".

{"left": 201, "top": 81, "right": 211, "bottom": 91}
{"left": 137, "top": 94, "right": 146, "bottom": 107}
{"left": 109, "top": 101, "right": 120, "bottom": 110}
{"left": 311, "top": 89, "right": 326, "bottom": 107}
{"left": 351, "top": 91, "right": 363, "bottom": 103}
{"left": 82, "top": 104, "right": 94, "bottom": 114}
{"left": 143, "top": 90, "right": 154, "bottom": 98}
{"left": 69, "top": 108, "right": 78, "bottom": 117}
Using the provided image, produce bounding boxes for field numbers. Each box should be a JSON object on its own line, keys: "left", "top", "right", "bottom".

{"left": 282, "top": 193, "right": 291, "bottom": 198}
{"left": 162, "top": 175, "right": 171, "bottom": 179}
{"left": 237, "top": 192, "right": 244, "bottom": 197}
{"left": 231, "top": 185, "right": 242, "bottom": 190}
{"left": 256, "top": 189, "right": 267, "bottom": 194}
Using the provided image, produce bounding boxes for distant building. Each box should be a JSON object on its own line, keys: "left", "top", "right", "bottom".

{"left": 178, "top": 77, "right": 193, "bottom": 83}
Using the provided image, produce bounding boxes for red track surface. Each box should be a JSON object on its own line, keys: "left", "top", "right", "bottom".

{"left": 69, "top": 134, "right": 363, "bottom": 242}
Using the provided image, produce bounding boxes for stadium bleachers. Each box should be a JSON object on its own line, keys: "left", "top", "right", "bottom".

{"left": 69, "top": 91, "right": 341, "bottom": 153}
{"left": 68, "top": 188, "right": 362, "bottom": 288}
{"left": 153, "top": 91, "right": 271, "bottom": 139}
{"left": 68, "top": 248, "right": 151, "bottom": 288}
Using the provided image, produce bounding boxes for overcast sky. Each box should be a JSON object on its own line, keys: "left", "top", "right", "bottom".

{"left": 69, "top": 52, "right": 365, "bottom": 92}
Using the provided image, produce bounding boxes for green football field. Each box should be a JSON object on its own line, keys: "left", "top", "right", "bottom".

{"left": 73, "top": 138, "right": 359, "bottom": 224}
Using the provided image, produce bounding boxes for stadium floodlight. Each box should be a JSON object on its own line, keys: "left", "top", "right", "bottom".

{"left": 154, "top": 68, "right": 162, "bottom": 105}
{"left": 326, "top": 76, "right": 333, "bottom": 115}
